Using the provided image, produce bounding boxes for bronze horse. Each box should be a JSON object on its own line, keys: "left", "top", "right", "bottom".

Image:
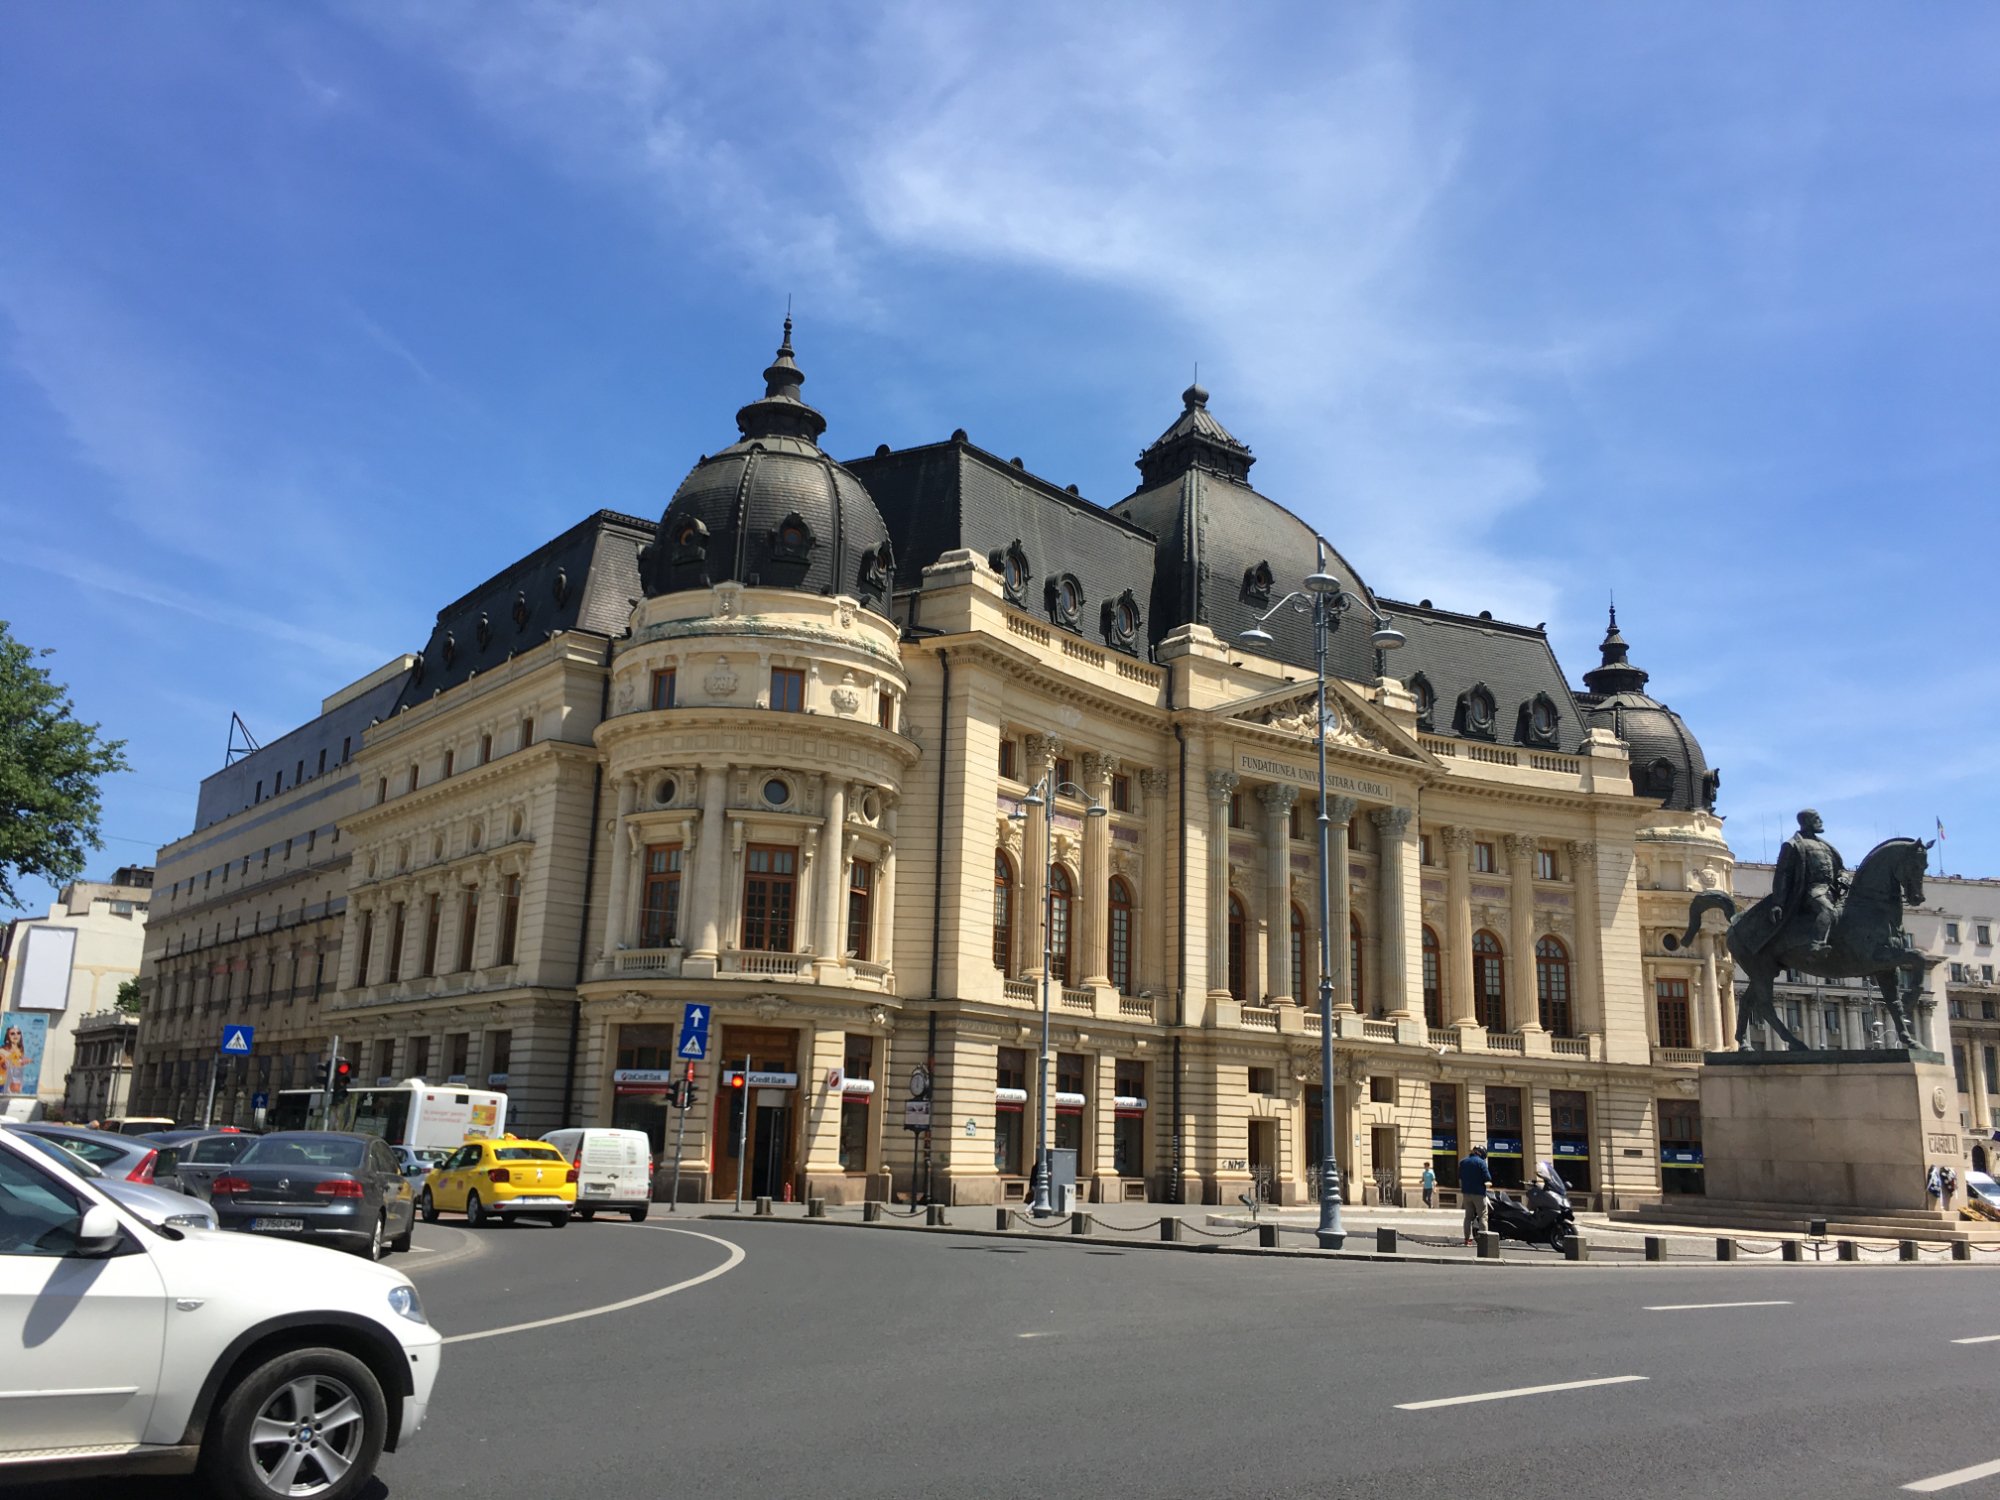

{"left": 1666, "top": 837, "right": 1937, "bottom": 1051}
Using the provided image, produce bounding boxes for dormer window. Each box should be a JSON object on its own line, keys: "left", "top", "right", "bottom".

{"left": 1047, "top": 573, "right": 1083, "bottom": 629}
{"left": 1102, "top": 589, "right": 1142, "bottom": 651}
{"left": 1460, "top": 684, "right": 1497, "bottom": 740}
{"left": 1241, "top": 561, "right": 1275, "bottom": 607}
{"left": 993, "top": 540, "right": 1032, "bottom": 605}
{"left": 1410, "top": 673, "right": 1436, "bottom": 729}
{"left": 1521, "top": 691, "right": 1560, "bottom": 747}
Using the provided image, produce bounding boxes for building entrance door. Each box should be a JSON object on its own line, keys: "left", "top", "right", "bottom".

{"left": 1248, "top": 1118, "right": 1278, "bottom": 1203}
{"left": 1370, "top": 1125, "right": 1399, "bottom": 1205}
{"left": 711, "top": 1026, "right": 799, "bottom": 1201}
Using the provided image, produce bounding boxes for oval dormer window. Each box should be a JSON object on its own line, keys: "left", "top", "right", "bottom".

{"left": 1058, "top": 578, "right": 1080, "bottom": 618}
{"left": 1004, "top": 554, "right": 1025, "bottom": 594}
{"left": 1531, "top": 698, "right": 1557, "bottom": 737}
{"left": 1466, "top": 689, "right": 1495, "bottom": 734}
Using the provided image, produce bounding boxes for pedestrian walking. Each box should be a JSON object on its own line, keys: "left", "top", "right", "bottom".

{"left": 1458, "top": 1147, "right": 1491, "bottom": 1244}
{"left": 1420, "top": 1164, "right": 1436, "bottom": 1209}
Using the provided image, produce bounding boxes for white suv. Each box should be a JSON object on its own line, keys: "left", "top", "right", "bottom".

{"left": 0, "top": 1127, "right": 441, "bottom": 1498}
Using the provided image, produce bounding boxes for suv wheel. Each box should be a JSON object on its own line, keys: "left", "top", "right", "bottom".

{"left": 199, "top": 1345, "right": 387, "bottom": 1500}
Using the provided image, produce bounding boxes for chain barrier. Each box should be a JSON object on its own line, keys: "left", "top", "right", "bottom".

{"left": 877, "top": 1204, "right": 929, "bottom": 1218}
{"left": 1915, "top": 1242, "right": 1953, "bottom": 1261}
{"left": 1004, "top": 1210, "right": 1077, "bottom": 1232}
{"left": 1967, "top": 1242, "right": 2000, "bottom": 1257}
{"left": 1853, "top": 1242, "right": 1901, "bottom": 1261}
{"left": 1090, "top": 1218, "right": 1168, "bottom": 1235}
{"left": 1179, "top": 1221, "right": 1260, "bottom": 1240}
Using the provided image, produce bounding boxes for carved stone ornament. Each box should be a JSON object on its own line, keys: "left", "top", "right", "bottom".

{"left": 1139, "top": 768, "right": 1171, "bottom": 799}
{"left": 705, "top": 657, "right": 739, "bottom": 698}
{"left": 831, "top": 673, "right": 860, "bottom": 716}
{"left": 1441, "top": 825, "right": 1475, "bottom": 853}
{"left": 997, "top": 815, "right": 1024, "bottom": 855}
{"left": 837, "top": 599, "right": 857, "bottom": 631}
{"left": 614, "top": 681, "right": 636, "bottom": 713}
{"left": 1371, "top": 805, "right": 1414, "bottom": 835}
{"left": 1258, "top": 782, "right": 1299, "bottom": 812}
{"left": 1207, "top": 769, "right": 1240, "bottom": 802}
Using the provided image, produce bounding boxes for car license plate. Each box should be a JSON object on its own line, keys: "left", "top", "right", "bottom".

{"left": 514, "top": 1196, "right": 562, "bottom": 1206}
{"left": 250, "top": 1217, "right": 305, "bottom": 1232}
{"left": 584, "top": 1182, "right": 614, "bottom": 1195}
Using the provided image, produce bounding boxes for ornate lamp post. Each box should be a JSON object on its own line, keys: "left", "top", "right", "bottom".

{"left": 1241, "top": 542, "right": 1404, "bottom": 1249}
{"left": 1012, "top": 769, "right": 1109, "bottom": 1217}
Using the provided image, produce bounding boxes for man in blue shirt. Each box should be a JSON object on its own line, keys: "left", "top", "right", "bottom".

{"left": 1459, "top": 1146, "right": 1492, "bottom": 1245}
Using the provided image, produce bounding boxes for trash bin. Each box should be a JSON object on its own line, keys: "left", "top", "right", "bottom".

{"left": 1049, "top": 1148, "right": 1078, "bottom": 1214}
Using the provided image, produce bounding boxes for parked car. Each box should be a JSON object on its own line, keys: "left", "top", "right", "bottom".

{"left": 392, "top": 1144, "right": 450, "bottom": 1181}
{"left": 208, "top": 1132, "right": 417, "bottom": 1259}
{"left": 542, "top": 1127, "right": 654, "bottom": 1221}
{"left": 99, "top": 1114, "right": 176, "bottom": 1136}
{"left": 5, "top": 1124, "right": 217, "bottom": 1229}
{"left": 146, "top": 1130, "right": 256, "bottom": 1197}
{"left": 16, "top": 1121, "right": 161, "bottom": 1185}
{"left": 1967, "top": 1170, "right": 2000, "bottom": 1209}
{"left": 420, "top": 1136, "right": 577, "bottom": 1227}
{"left": 0, "top": 1125, "right": 440, "bottom": 1498}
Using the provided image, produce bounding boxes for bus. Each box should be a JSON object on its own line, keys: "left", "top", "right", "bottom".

{"left": 267, "top": 1078, "right": 508, "bottom": 1154}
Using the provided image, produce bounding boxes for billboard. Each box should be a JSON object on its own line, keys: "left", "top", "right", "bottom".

{"left": 1, "top": 1013, "right": 50, "bottom": 1096}
{"left": 12, "top": 926, "right": 77, "bottom": 1012}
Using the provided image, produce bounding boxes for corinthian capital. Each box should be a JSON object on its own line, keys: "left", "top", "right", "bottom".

{"left": 1257, "top": 782, "right": 1299, "bottom": 810}
{"left": 1370, "top": 805, "right": 1414, "bottom": 835}
{"left": 1079, "top": 751, "right": 1116, "bottom": 789}
{"left": 1504, "top": 833, "right": 1539, "bottom": 860}
{"left": 1206, "top": 769, "right": 1240, "bottom": 802}
{"left": 1324, "top": 794, "right": 1358, "bottom": 823}
{"left": 1138, "top": 768, "right": 1171, "bottom": 799}
{"left": 1564, "top": 839, "right": 1600, "bottom": 870}
{"left": 1024, "top": 733, "right": 1065, "bottom": 773}
{"left": 1440, "top": 825, "right": 1475, "bottom": 853}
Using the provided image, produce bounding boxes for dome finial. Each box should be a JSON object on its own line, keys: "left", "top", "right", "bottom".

{"left": 1583, "top": 594, "right": 1648, "bottom": 695}
{"left": 735, "top": 314, "right": 826, "bottom": 442}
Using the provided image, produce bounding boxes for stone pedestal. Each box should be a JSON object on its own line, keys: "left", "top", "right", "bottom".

{"left": 1701, "top": 1049, "right": 1960, "bottom": 1211}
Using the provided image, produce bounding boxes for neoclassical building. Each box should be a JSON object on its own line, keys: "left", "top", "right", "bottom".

{"left": 136, "top": 323, "right": 1739, "bottom": 1206}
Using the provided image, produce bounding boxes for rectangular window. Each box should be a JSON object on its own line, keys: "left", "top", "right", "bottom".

{"left": 446, "top": 1032, "right": 470, "bottom": 1081}
{"left": 317, "top": 748, "right": 327, "bottom": 776}
{"left": 1420, "top": 832, "right": 1435, "bottom": 866}
{"left": 456, "top": 887, "right": 480, "bottom": 973}
{"left": 1473, "top": 841, "right": 1496, "bottom": 874}
{"left": 846, "top": 859, "right": 874, "bottom": 961}
{"left": 443, "top": 748, "right": 455, "bottom": 778}
{"left": 1289, "top": 803, "right": 1302, "bottom": 840}
{"left": 407, "top": 763, "right": 419, "bottom": 794}
{"left": 1655, "top": 978, "right": 1692, "bottom": 1049}
{"left": 1430, "top": 1082, "right": 1460, "bottom": 1186}
{"left": 275, "top": 771, "right": 283, "bottom": 794}
{"left": 408, "top": 1035, "right": 431, "bottom": 1082}
{"left": 1054, "top": 757, "right": 1074, "bottom": 790}
{"left": 341, "top": 735, "right": 351, "bottom": 763}
{"left": 1113, "top": 1059, "right": 1147, "bottom": 1177}
{"left": 1954, "top": 1046, "right": 1970, "bottom": 1093}
{"left": 769, "top": 668, "right": 805, "bottom": 713}
{"left": 1550, "top": 1089, "right": 1591, "bottom": 1191}
{"left": 479, "top": 733, "right": 492, "bottom": 765}
{"left": 487, "top": 1030, "right": 512, "bottom": 1087}
{"left": 520, "top": 716, "right": 535, "bottom": 750}
{"left": 1369, "top": 1075, "right": 1395, "bottom": 1104}
{"left": 1111, "top": 774, "right": 1130, "bottom": 813}
{"left": 741, "top": 845, "right": 798, "bottom": 951}
{"left": 996, "top": 1046, "right": 1028, "bottom": 1177}
{"left": 1947, "top": 922, "right": 1961, "bottom": 943}
{"left": 1484, "top": 1085, "right": 1525, "bottom": 1190}
{"left": 420, "top": 894, "right": 441, "bottom": 977}
{"left": 377, "top": 777, "right": 388, "bottom": 805}
{"left": 1228, "top": 793, "right": 1243, "bottom": 829}
{"left": 1248, "top": 1066, "right": 1276, "bottom": 1096}
{"left": 652, "top": 668, "right": 677, "bottom": 710}
{"left": 1980, "top": 925, "right": 1993, "bottom": 946}
{"left": 498, "top": 875, "right": 521, "bottom": 965}
{"left": 878, "top": 693, "right": 895, "bottom": 731}
{"left": 1053, "top": 1051, "right": 1086, "bottom": 1154}
{"left": 1535, "top": 848, "right": 1558, "bottom": 881}
{"left": 999, "top": 739, "right": 1017, "bottom": 779}
{"left": 255, "top": 779, "right": 264, "bottom": 803}
{"left": 1985, "top": 1047, "right": 1998, "bottom": 1096}
{"left": 386, "top": 903, "right": 406, "bottom": 982}
{"left": 639, "top": 845, "right": 684, "bottom": 948}
{"left": 1823, "top": 1006, "right": 1841, "bottom": 1046}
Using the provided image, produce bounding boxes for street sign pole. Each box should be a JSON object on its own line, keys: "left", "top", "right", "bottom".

{"left": 733, "top": 1054, "right": 751, "bottom": 1212}
{"left": 669, "top": 1058, "right": 693, "bottom": 1214}
{"left": 202, "top": 1056, "right": 219, "bottom": 1128}
{"left": 317, "top": 1032, "right": 340, "bottom": 1131}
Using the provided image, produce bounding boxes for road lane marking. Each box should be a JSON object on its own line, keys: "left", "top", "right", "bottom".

{"left": 1018, "top": 1332, "right": 1055, "bottom": 1339}
{"left": 442, "top": 1227, "right": 745, "bottom": 1345}
{"left": 1395, "top": 1376, "right": 1647, "bottom": 1411}
{"left": 1950, "top": 1334, "right": 2000, "bottom": 1345}
{"left": 1903, "top": 1456, "right": 2000, "bottom": 1491}
{"left": 1645, "top": 1300, "right": 1793, "bottom": 1311}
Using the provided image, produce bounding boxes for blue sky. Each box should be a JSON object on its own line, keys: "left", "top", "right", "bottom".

{"left": 3, "top": 3, "right": 1996, "bottom": 920}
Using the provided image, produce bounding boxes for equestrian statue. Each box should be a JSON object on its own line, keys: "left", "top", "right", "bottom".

{"left": 1665, "top": 809, "right": 1939, "bottom": 1051}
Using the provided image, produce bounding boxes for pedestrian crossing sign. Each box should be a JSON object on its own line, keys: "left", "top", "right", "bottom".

{"left": 676, "top": 1004, "right": 710, "bottom": 1060}
{"left": 219, "top": 1024, "right": 255, "bottom": 1056}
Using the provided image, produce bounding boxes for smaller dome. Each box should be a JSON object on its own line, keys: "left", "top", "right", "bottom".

{"left": 641, "top": 321, "right": 896, "bottom": 611}
{"left": 1578, "top": 605, "right": 1717, "bottom": 812}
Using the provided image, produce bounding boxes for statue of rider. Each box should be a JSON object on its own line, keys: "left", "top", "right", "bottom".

{"left": 1772, "top": 808, "right": 1847, "bottom": 958}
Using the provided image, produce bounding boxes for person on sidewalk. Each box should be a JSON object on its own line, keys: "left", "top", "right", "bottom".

{"left": 1420, "top": 1163, "right": 1436, "bottom": 1209}
{"left": 1458, "top": 1147, "right": 1491, "bottom": 1244}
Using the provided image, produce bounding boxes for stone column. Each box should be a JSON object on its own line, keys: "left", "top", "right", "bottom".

{"left": 601, "top": 775, "right": 638, "bottom": 955}
{"left": 1206, "top": 770, "right": 1239, "bottom": 999}
{"left": 1698, "top": 928, "right": 1724, "bottom": 1053}
{"left": 1712, "top": 930, "right": 1737, "bottom": 1048}
{"left": 1139, "top": 769, "right": 1171, "bottom": 996}
{"left": 1080, "top": 753, "right": 1115, "bottom": 987}
{"left": 1023, "top": 735, "right": 1063, "bottom": 980}
{"left": 1325, "top": 796, "right": 1357, "bottom": 1010}
{"left": 1372, "top": 806, "right": 1414, "bottom": 1018}
{"left": 878, "top": 798, "right": 898, "bottom": 974}
{"left": 815, "top": 777, "right": 850, "bottom": 977}
{"left": 1442, "top": 826, "right": 1476, "bottom": 1025}
{"left": 1506, "top": 835, "right": 1540, "bottom": 1033}
{"left": 1260, "top": 784, "right": 1298, "bottom": 1003}
{"left": 685, "top": 765, "right": 729, "bottom": 975}
{"left": 1564, "top": 840, "right": 1604, "bottom": 1039}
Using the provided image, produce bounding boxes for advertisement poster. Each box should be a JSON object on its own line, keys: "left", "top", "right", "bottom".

{"left": 0, "top": 1013, "right": 50, "bottom": 1096}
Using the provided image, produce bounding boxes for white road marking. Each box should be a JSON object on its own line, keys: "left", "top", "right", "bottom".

{"left": 1395, "top": 1375, "right": 1648, "bottom": 1411}
{"left": 1018, "top": 1331, "right": 1055, "bottom": 1339}
{"left": 441, "top": 1226, "right": 745, "bottom": 1345}
{"left": 1644, "top": 1300, "right": 1793, "bottom": 1311}
{"left": 1950, "top": 1334, "right": 2000, "bottom": 1345}
{"left": 1903, "top": 1456, "right": 2000, "bottom": 1492}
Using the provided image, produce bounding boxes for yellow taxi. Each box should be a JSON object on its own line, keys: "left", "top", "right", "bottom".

{"left": 418, "top": 1134, "right": 577, "bottom": 1228}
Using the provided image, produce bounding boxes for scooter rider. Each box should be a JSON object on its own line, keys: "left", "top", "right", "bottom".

{"left": 1458, "top": 1145, "right": 1492, "bottom": 1245}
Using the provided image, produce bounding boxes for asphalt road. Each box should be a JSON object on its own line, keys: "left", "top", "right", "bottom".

{"left": 18, "top": 1213, "right": 2000, "bottom": 1499}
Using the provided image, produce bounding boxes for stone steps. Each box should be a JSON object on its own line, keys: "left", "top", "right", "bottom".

{"left": 1613, "top": 1198, "right": 2000, "bottom": 1245}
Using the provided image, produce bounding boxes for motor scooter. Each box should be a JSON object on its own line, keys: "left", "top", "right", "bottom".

{"left": 1485, "top": 1160, "right": 1576, "bottom": 1250}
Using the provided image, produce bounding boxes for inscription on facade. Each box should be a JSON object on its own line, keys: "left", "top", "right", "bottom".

{"left": 1235, "top": 751, "right": 1391, "bottom": 803}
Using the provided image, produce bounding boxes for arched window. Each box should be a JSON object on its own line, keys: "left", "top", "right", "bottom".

{"left": 1049, "top": 867, "right": 1074, "bottom": 986}
{"left": 1227, "top": 894, "right": 1247, "bottom": 1001}
{"left": 1473, "top": 930, "right": 1506, "bottom": 1031}
{"left": 993, "top": 851, "right": 1014, "bottom": 974}
{"left": 1290, "top": 903, "right": 1308, "bottom": 1000}
{"left": 1421, "top": 925, "right": 1442, "bottom": 1028}
{"left": 1349, "top": 915, "right": 1365, "bottom": 1013}
{"left": 1536, "top": 935, "right": 1572, "bottom": 1035}
{"left": 1108, "top": 876, "right": 1134, "bottom": 995}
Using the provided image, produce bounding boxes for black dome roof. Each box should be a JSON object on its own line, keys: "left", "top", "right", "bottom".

{"left": 641, "top": 322, "right": 896, "bottom": 611}
{"left": 1578, "top": 606, "right": 1717, "bottom": 812}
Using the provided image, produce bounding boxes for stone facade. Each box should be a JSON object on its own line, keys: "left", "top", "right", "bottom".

{"left": 0, "top": 870, "right": 152, "bottom": 1110}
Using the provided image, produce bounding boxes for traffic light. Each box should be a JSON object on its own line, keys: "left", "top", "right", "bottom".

{"left": 331, "top": 1057, "right": 352, "bottom": 1102}
{"left": 682, "top": 1079, "right": 699, "bottom": 1112}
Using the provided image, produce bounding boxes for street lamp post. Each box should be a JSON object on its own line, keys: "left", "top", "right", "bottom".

{"left": 1011, "top": 767, "right": 1109, "bottom": 1217}
{"left": 1242, "top": 541, "right": 1405, "bottom": 1250}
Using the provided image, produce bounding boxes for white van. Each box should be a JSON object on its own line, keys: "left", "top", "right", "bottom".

{"left": 541, "top": 1128, "right": 654, "bottom": 1221}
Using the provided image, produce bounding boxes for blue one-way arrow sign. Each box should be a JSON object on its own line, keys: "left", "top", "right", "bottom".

{"left": 676, "top": 1004, "right": 710, "bottom": 1061}
{"left": 219, "top": 1024, "right": 255, "bottom": 1056}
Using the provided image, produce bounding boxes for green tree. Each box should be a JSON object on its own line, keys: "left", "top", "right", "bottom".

{"left": 115, "top": 978, "right": 144, "bottom": 1014}
{"left": 0, "top": 620, "right": 128, "bottom": 909}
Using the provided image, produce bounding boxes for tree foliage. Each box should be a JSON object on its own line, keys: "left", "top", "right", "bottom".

{"left": 116, "top": 978, "right": 144, "bottom": 1014}
{"left": 0, "top": 620, "right": 128, "bottom": 909}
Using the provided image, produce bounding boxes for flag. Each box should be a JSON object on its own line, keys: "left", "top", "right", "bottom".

{"left": 1936, "top": 816, "right": 1947, "bottom": 841}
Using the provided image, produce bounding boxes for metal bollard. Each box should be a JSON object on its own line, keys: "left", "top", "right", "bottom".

{"left": 926, "top": 1203, "right": 946, "bottom": 1227}
{"left": 1071, "top": 1213, "right": 1094, "bottom": 1236}
{"left": 1563, "top": 1235, "right": 1589, "bottom": 1262}
{"left": 1899, "top": 1239, "right": 1919, "bottom": 1261}
{"left": 1476, "top": 1231, "right": 1500, "bottom": 1259}
{"left": 1259, "top": 1223, "right": 1279, "bottom": 1249}
{"left": 754, "top": 1196, "right": 773, "bottom": 1217}
{"left": 1953, "top": 1240, "right": 1972, "bottom": 1262}
{"left": 807, "top": 1198, "right": 826, "bottom": 1219}
{"left": 1376, "top": 1226, "right": 1398, "bottom": 1255}
{"left": 1714, "top": 1237, "right": 1736, "bottom": 1261}
{"left": 1644, "top": 1235, "right": 1666, "bottom": 1262}
{"left": 1837, "top": 1239, "right": 1858, "bottom": 1261}
{"left": 1780, "top": 1239, "right": 1800, "bottom": 1262}
{"left": 1160, "top": 1216, "right": 1182, "bottom": 1243}
{"left": 862, "top": 1200, "right": 882, "bottom": 1223}
{"left": 996, "top": 1207, "right": 1011, "bottom": 1231}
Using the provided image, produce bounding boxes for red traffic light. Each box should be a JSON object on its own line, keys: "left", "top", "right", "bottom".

{"left": 728, "top": 1072, "right": 745, "bottom": 1090}
{"left": 334, "top": 1061, "right": 351, "bottom": 1077}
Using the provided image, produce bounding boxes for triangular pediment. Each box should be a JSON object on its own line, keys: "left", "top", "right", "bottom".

{"left": 1211, "top": 678, "right": 1438, "bottom": 766}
